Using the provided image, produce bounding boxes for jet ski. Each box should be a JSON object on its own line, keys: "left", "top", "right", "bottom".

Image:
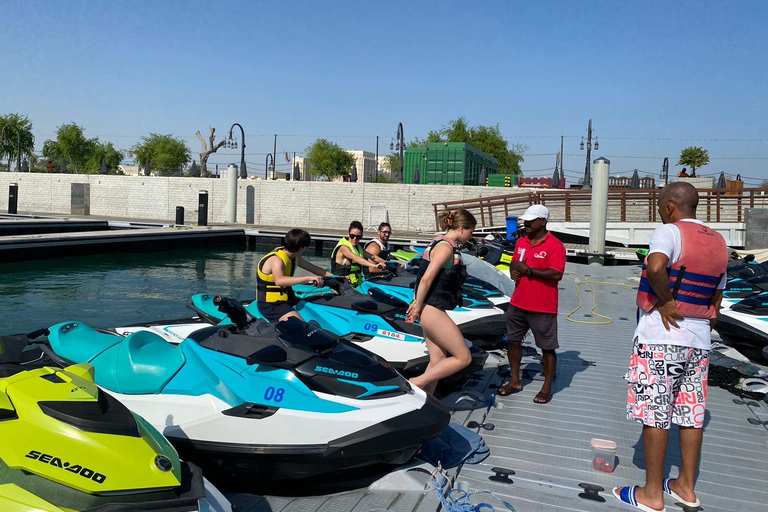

{"left": 28, "top": 316, "right": 450, "bottom": 487}
{"left": 356, "top": 268, "right": 507, "bottom": 349}
{"left": 716, "top": 292, "right": 768, "bottom": 347}
{"left": 722, "top": 275, "right": 768, "bottom": 309}
{"left": 190, "top": 289, "right": 487, "bottom": 377}
{"left": 0, "top": 334, "right": 232, "bottom": 512}
{"left": 116, "top": 286, "right": 432, "bottom": 375}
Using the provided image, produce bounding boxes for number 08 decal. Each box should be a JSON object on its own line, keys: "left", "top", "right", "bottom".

{"left": 264, "top": 386, "right": 285, "bottom": 402}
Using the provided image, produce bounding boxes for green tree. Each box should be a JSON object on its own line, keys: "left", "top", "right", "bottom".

{"left": 385, "top": 154, "right": 401, "bottom": 177}
{"left": 424, "top": 118, "right": 527, "bottom": 175}
{"left": 0, "top": 113, "right": 35, "bottom": 171}
{"left": 84, "top": 142, "right": 124, "bottom": 174}
{"left": 677, "top": 146, "right": 710, "bottom": 178}
{"left": 132, "top": 134, "right": 191, "bottom": 176}
{"left": 42, "top": 123, "right": 97, "bottom": 173}
{"left": 305, "top": 138, "right": 355, "bottom": 180}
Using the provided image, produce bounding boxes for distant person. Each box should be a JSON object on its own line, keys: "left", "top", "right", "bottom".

{"left": 364, "top": 222, "right": 393, "bottom": 275}
{"left": 677, "top": 167, "right": 689, "bottom": 178}
{"left": 498, "top": 204, "right": 565, "bottom": 405}
{"left": 256, "top": 229, "right": 331, "bottom": 323}
{"left": 407, "top": 209, "right": 476, "bottom": 395}
{"left": 613, "top": 182, "right": 728, "bottom": 512}
{"left": 331, "top": 220, "right": 385, "bottom": 287}
{"left": 46, "top": 161, "right": 55, "bottom": 173}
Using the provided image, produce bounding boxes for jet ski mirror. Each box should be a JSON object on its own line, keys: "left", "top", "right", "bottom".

{"left": 213, "top": 295, "right": 252, "bottom": 330}
{"left": 246, "top": 345, "right": 288, "bottom": 366}
{"left": 351, "top": 300, "right": 378, "bottom": 313}
{"left": 476, "top": 246, "right": 489, "bottom": 257}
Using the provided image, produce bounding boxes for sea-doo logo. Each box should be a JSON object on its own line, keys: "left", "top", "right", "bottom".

{"left": 395, "top": 313, "right": 408, "bottom": 320}
{"left": 25, "top": 450, "right": 106, "bottom": 484}
{"left": 315, "top": 366, "right": 358, "bottom": 379}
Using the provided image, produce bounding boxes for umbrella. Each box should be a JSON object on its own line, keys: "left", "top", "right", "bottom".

{"left": 144, "top": 159, "right": 151, "bottom": 176}
{"left": 293, "top": 162, "right": 301, "bottom": 181}
{"left": 630, "top": 169, "right": 641, "bottom": 189}
{"left": 552, "top": 168, "right": 560, "bottom": 189}
{"left": 350, "top": 164, "right": 358, "bottom": 182}
{"left": 189, "top": 161, "right": 199, "bottom": 177}
{"left": 413, "top": 164, "right": 420, "bottom": 184}
{"left": 100, "top": 157, "right": 107, "bottom": 175}
{"left": 59, "top": 160, "right": 66, "bottom": 173}
{"left": 716, "top": 171, "right": 726, "bottom": 189}
{"left": 21, "top": 158, "right": 29, "bottom": 173}
{"left": 479, "top": 167, "right": 487, "bottom": 186}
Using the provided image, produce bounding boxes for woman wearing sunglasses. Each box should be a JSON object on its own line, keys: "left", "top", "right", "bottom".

{"left": 331, "top": 220, "right": 386, "bottom": 287}
{"left": 407, "top": 209, "right": 476, "bottom": 395}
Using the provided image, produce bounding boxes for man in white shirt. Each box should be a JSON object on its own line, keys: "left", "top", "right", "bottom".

{"left": 614, "top": 182, "right": 728, "bottom": 512}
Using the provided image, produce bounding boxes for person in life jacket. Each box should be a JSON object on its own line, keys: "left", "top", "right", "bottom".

{"left": 406, "top": 209, "right": 476, "bottom": 395}
{"left": 331, "top": 220, "right": 386, "bottom": 287}
{"left": 256, "top": 228, "right": 331, "bottom": 323}
{"left": 363, "top": 222, "right": 393, "bottom": 275}
{"left": 614, "top": 182, "right": 728, "bottom": 512}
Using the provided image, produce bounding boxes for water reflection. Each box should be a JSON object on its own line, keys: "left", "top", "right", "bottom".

{"left": 0, "top": 246, "right": 331, "bottom": 334}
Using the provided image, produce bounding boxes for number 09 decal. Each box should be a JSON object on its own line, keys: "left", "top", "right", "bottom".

{"left": 264, "top": 387, "right": 285, "bottom": 402}
{"left": 363, "top": 323, "right": 378, "bottom": 332}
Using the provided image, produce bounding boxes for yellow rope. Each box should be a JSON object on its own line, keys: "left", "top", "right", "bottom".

{"left": 563, "top": 271, "right": 637, "bottom": 325}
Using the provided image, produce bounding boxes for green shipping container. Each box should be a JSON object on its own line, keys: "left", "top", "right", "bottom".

{"left": 403, "top": 142, "right": 498, "bottom": 185}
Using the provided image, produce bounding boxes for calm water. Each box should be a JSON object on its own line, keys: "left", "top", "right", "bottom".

{"left": 0, "top": 246, "right": 331, "bottom": 335}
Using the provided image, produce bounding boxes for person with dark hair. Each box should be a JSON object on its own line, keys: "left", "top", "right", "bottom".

{"left": 364, "top": 222, "right": 393, "bottom": 275}
{"left": 613, "top": 182, "right": 728, "bottom": 512}
{"left": 256, "top": 228, "right": 330, "bottom": 323}
{"left": 332, "top": 220, "right": 385, "bottom": 287}
{"left": 407, "top": 209, "right": 476, "bottom": 395}
{"left": 498, "top": 204, "right": 565, "bottom": 405}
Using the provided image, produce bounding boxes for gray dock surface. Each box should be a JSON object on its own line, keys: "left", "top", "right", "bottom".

{"left": 227, "top": 262, "right": 767, "bottom": 512}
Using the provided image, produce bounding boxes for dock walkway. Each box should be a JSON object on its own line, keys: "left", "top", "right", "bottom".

{"left": 228, "top": 262, "right": 767, "bottom": 512}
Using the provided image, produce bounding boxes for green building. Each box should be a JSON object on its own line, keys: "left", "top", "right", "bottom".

{"left": 403, "top": 142, "right": 498, "bottom": 185}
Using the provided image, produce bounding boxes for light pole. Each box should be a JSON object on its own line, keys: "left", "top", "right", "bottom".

{"left": 390, "top": 123, "right": 404, "bottom": 184}
{"left": 660, "top": 157, "right": 669, "bottom": 186}
{"left": 227, "top": 123, "right": 247, "bottom": 179}
{"left": 579, "top": 119, "right": 599, "bottom": 189}
{"left": 1, "top": 124, "right": 22, "bottom": 172}
{"left": 265, "top": 153, "right": 274, "bottom": 180}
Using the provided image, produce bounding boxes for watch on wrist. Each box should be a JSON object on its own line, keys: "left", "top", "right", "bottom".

{"left": 526, "top": 267, "right": 533, "bottom": 277}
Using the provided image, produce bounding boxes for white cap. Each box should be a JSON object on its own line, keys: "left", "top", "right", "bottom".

{"left": 519, "top": 204, "right": 550, "bottom": 221}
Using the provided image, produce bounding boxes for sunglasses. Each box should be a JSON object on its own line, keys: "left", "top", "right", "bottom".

{"left": 349, "top": 233, "right": 362, "bottom": 240}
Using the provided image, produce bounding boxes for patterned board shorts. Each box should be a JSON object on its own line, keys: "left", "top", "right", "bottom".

{"left": 625, "top": 337, "right": 709, "bottom": 429}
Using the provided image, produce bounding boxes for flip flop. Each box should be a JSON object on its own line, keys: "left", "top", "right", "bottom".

{"left": 533, "top": 391, "right": 553, "bottom": 404}
{"left": 663, "top": 478, "right": 701, "bottom": 508}
{"left": 612, "top": 486, "right": 666, "bottom": 512}
{"left": 497, "top": 384, "right": 522, "bottom": 396}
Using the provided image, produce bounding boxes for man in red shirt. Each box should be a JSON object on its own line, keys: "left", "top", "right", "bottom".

{"left": 498, "top": 204, "right": 566, "bottom": 404}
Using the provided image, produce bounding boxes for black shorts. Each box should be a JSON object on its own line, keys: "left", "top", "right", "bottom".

{"left": 257, "top": 302, "right": 296, "bottom": 323}
{"left": 505, "top": 305, "right": 559, "bottom": 350}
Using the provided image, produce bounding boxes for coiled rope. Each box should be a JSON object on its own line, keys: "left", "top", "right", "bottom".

{"left": 564, "top": 271, "right": 638, "bottom": 325}
{"left": 430, "top": 465, "right": 516, "bottom": 512}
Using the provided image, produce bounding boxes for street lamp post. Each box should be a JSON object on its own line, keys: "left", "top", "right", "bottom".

{"left": 390, "top": 122, "right": 404, "bottom": 184}
{"left": 1, "top": 124, "right": 22, "bottom": 172}
{"left": 660, "top": 157, "right": 669, "bottom": 186}
{"left": 227, "top": 123, "right": 247, "bottom": 179}
{"left": 265, "top": 153, "right": 274, "bottom": 180}
{"left": 579, "top": 119, "right": 599, "bottom": 189}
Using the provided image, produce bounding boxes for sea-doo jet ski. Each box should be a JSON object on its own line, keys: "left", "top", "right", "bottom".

{"left": 356, "top": 268, "right": 507, "bottom": 348}
{"left": 0, "top": 335, "right": 232, "bottom": 512}
{"left": 722, "top": 275, "right": 768, "bottom": 308}
{"left": 185, "top": 289, "right": 488, "bottom": 377}
{"left": 716, "top": 292, "right": 768, "bottom": 348}
{"left": 30, "top": 316, "right": 449, "bottom": 486}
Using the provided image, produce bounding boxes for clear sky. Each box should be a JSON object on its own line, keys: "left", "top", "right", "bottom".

{"left": 1, "top": 1, "right": 766, "bottom": 184}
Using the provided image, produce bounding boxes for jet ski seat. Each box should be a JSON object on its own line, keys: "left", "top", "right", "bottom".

{"left": 48, "top": 322, "right": 122, "bottom": 364}
{"left": 115, "top": 331, "right": 186, "bottom": 394}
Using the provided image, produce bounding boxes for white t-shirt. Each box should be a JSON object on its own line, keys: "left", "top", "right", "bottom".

{"left": 633, "top": 219, "right": 727, "bottom": 350}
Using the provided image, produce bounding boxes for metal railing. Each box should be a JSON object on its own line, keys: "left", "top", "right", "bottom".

{"left": 433, "top": 188, "right": 768, "bottom": 230}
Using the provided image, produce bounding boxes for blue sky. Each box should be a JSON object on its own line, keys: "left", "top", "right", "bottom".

{"left": 1, "top": 1, "right": 766, "bottom": 184}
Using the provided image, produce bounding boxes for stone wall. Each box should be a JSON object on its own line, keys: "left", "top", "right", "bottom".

{"left": 0, "top": 173, "right": 507, "bottom": 231}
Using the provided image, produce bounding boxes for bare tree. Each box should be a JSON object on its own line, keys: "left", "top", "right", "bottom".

{"left": 196, "top": 126, "right": 226, "bottom": 177}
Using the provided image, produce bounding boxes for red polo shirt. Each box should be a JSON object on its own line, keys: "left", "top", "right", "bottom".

{"left": 509, "top": 231, "right": 566, "bottom": 314}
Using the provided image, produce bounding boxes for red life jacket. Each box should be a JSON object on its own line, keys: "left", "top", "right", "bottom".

{"left": 636, "top": 221, "right": 727, "bottom": 319}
